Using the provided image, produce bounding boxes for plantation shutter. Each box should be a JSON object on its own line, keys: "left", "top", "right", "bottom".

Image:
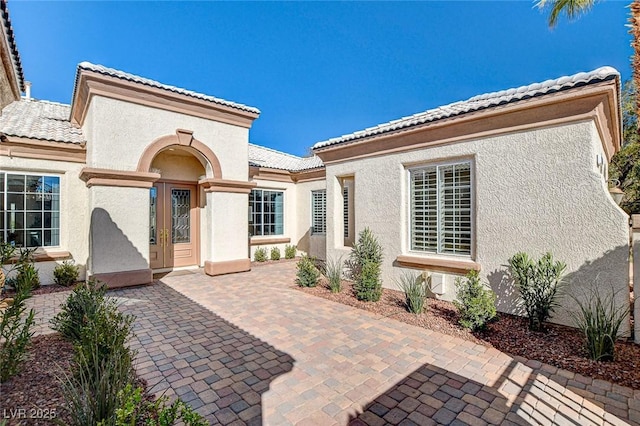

{"left": 312, "top": 190, "right": 326, "bottom": 234}
{"left": 410, "top": 166, "right": 438, "bottom": 252}
{"left": 343, "top": 186, "right": 349, "bottom": 238}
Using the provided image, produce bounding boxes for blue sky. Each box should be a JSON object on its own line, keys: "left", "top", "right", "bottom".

{"left": 9, "top": 1, "right": 632, "bottom": 156}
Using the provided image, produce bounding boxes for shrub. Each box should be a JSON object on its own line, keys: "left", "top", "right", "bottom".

{"left": 16, "top": 262, "right": 40, "bottom": 292}
{"left": 270, "top": 247, "right": 281, "bottom": 261}
{"left": 0, "top": 242, "right": 17, "bottom": 291}
{"left": 284, "top": 244, "right": 297, "bottom": 259}
{"left": 508, "top": 252, "right": 566, "bottom": 332}
{"left": 345, "top": 227, "right": 383, "bottom": 282}
{"left": 51, "top": 280, "right": 108, "bottom": 342}
{"left": 0, "top": 283, "right": 35, "bottom": 382}
{"left": 396, "top": 271, "right": 427, "bottom": 314}
{"left": 453, "top": 270, "right": 497, "bottom": 330}
{"left": 254, "top": 247, "right": 268, "bottom": 262}
{"left": 324, "top": 256, "right": 343, "bottom": 293}
{"left": 296, "top": 255, "right": 320, "bottom": 287}
{"left": 571, "top": 288, "right": 629, "bottom": 362}
{"left": 54, "top": 260, "right": 80, "bottom": 287}
{"left": 355, "top": 261, "right": 382, "bottom": 302}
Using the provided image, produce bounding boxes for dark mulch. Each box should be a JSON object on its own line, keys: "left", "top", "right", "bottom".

{"left": 0, "top": 333, "right": 74, "bottom": 425}
{"left": 297, "top": 279, "right": 640, "bottom": 390}
{"left": 3, "top": 283, "right": 72, "bottom": 297}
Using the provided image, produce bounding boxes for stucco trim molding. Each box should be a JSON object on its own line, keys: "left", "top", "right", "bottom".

{"left": 137, "top": 130, "right": 223, "bottom": 178}
{"left": 71, "top": 70, "right": 260, "bottom": 129}
{"left": 199, "top": 178, "right": 257, "bottom": 194}
{"left": 250, "top": 237, "right": 291, "bottom": 246}
{"left": 90, "top": 268, "right": 153, "bottom": 289}
{"left": 395, "top": 254, "right": 481, "bottom": 275}
{"left": 315, "top": 81, "right": 621, "bottom": 164}
{"left": 249, "top": 166, "right": 294, "bottom": 183}
{"left": 292, "top": 168, "right": 326, "bottom": 182}
{"left": 204, "top": 258, "right": 251, "bottom": 276}
{"left": 0, "top": 136, "right": 86, "bottom": 163}
{"left": 4, "top": 250, "right": 72, "bottom": 264}
{"left": 80, "top": 167, "right": 161, "bottom": 188}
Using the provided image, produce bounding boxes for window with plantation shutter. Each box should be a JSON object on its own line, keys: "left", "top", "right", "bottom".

{"left": 343, "top": 186, "right": 349, "bottom": 238}
{"left": 311, "top": 190, "right": 326, "bottom": 234}
{"left": 410, "top": 161, "right": 472, "bottom": 256}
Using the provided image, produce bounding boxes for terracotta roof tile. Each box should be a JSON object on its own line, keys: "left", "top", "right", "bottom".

{"left": 249, "top": 143, "right": 323, "bottom": 172}
{"left": 0, "top": 99, "right": 84, "bottom": 143}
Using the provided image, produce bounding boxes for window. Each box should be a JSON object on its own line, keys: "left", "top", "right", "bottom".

{"left": 410, "top": 161, "right": 471, "bottom": 256}
{"left": 343, "top": 186, "right": 349, "bottom": 238}
{"left": 311, "top": 190, "right": 326, "bottom": 234}
{"left": 249, "top": 189, "right": 284, "bottom": 236}
{"left": 0, "top": 173, "right": 60, "bottom": 248}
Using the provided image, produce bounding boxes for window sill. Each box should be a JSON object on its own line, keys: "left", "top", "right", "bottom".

{"left": 395, "top": 254, "right": 480, "bottom": 275}
{"left": 249, "top": 237, "right": 291, "bottom": 246}
{"left": 4, "top": 250, "right": 72, "bottom": 264}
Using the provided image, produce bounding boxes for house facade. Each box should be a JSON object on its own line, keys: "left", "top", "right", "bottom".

{"left": 0, "top": 1, "right": 629, "bottom": 326}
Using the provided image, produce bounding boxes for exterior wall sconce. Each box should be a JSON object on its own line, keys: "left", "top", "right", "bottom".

{"left": 609, "top": 179, "right": 624, "bottom": 206}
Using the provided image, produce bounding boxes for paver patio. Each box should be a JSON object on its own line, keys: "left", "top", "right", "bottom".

{"left": 30, "top": 261, "right": 640, "bottom": 425}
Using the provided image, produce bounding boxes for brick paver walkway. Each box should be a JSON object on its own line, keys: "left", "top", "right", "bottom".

{"left": 31, "top": 262, "right": 640, "bottom": 425}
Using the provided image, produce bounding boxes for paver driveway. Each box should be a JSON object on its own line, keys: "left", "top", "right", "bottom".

{"left": 32, "top": 262, "right": 640, "bottom": 425}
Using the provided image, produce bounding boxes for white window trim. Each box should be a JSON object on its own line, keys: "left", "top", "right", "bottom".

{"left": 0, "top": 171, "right": 62, "bottom": 249}
{"left": 311, "top": 189, "right": 326, "bottom": 235}
{"left": 406, "top": 159, "right": 475, "bottom": 259}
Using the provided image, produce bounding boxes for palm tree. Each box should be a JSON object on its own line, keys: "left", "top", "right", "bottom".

{"left": 536, "top": 0, "right": 597, "bottom": 27}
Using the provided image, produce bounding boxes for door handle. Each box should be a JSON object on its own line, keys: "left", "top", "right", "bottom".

{"left": 164, "top": 228, "right": 170, "bottom": 247}
{"left": 158, "top": 229, "right": 165, "bottom": 248}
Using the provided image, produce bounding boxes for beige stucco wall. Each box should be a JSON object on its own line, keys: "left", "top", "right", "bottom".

{"left": 324, "top": 120, "right": 629, "bottom": 329}
{"left": 0, "top": 156, "right": 89, "bottom": 284}
{"left": 82, "top": 95, "right": 253, "bottom": 274}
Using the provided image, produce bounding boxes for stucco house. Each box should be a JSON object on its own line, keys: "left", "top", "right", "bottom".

{"left": 0, "top": 1, "right": 628, "bottom": 325}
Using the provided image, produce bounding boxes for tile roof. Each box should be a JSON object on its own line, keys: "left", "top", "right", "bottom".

{"left": 0, "top": 99, "right": 85, "bottom": 144}
{"left": 76, "top": 62, "right": 261, "bottom": 115}
{"left": 249, "top": 143, "right": 323, "bottom": 172}
{"left": 313, "top": 66, "right": 620, "bottom": 150}
{"left": 0, "top": 1, "right": 24, "bottom": 92}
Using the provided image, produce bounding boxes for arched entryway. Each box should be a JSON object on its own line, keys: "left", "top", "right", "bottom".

{"left": 139, "top": 130, "right": 222, "bottom": 271}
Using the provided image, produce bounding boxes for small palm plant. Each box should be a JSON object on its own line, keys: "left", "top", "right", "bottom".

{"left": 323, "top": 256, "right": 343, "bottom": 293}
{"left": 396, "top": 271, "right": 427, "bottom": 314}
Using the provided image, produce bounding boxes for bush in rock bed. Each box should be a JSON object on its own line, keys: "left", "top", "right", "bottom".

{"left": 270, "top": 247, "right": 281, "bottom": 261}
{"left": 346, "top": 228, "right": 384, "bottom": 302}
{"left": 296, "top": 255, "right": 320, "bottom": 287}
{"left": 54, "top": 260, "right": 80, "bottom": 287}
{"left": 396, "top": 271, "right": 427, "bottom": 314}
{"left": 284, "top": 244, "right": 297, "bottom": 259}
{"left": 254, "top": 247, "right": 268, "bottom": 262}
{"left": 0, "top": 281, "right": 35, "bottom": 382}
{"left": 323, "top": 256, "right": 343, "bottom": 293}
{"left": 453, "top": 270, "right": 497, "bottom": 331}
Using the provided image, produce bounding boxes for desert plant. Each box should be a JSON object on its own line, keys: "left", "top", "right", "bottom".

{"left": 254, "top": 247, "right": 268, "bottom": 262}
{"left": 355, "top": 260, "right": 382, "bottom": 302}
{"left": 15, "top": 262, "right": 40, "bottom": 292}
{"left": 0, "top": 242, "right": 17, "bottom": 293}
{"left": 396, "top": 271, "right": 427, "bottom": 314}
{"left": 270, "top": 247, "right": 281, "bottom": 261}
{"left": 508, "top": 252, "right": 566, "bottom": 332}
{"left": 296, "top": 255, "right": 320, "bottom": 287}
{"left": 453, "top": 270, "right": 497, "bottom": 330}
{"left": 323, "top": 256, "right": 343, "bottom": 293}
{"left": 51, "top": 280, "right": 108, "bottom": 342}
{"left": 54, "top": 260, "right": 80, "bottom": 287}
{"left": 571, "top": 288, "right": 629, "bottom": 362}
{"left": 0, "top": 283, "right": 35, "bottom": 382}
{"left": 345, "top": 227, "right": 383, "bottom": 282}
{"left": 284, "top": 244, "right": 297, "bottom": 259}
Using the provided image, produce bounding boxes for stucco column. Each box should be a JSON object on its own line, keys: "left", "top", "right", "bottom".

{"left": 201, "top": 179, "right": 256, "bottom": 276}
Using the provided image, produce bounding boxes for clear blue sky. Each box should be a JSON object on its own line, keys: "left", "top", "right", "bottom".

{"left": 8, "top": 1, "right": 632, "bottom": 156}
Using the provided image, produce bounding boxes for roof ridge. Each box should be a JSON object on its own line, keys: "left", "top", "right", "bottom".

{"left": 313, "top": 66, "right": 620, "bottom": 150}
{"left": 77, "top": 62, "right": 261, "bottom": 115}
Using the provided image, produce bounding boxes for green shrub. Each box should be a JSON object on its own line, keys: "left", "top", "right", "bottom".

{"left": 0, "top": 284, "right": 35, "bottom": 382}
{"left": 345, "top": 227, "right": 383, "bottom": 282}
{"left": 453, "top": 270, "right": 497, "bottom": 330}
{"left": 396, "top": 271, "right": 427, "bottom": 314}
{"left": 324, "top": 256, "right": 343, "bottom": 293}
{"left": 296, "top": 255, "right": 320, "bottom": 287}
{"left": 284, "top": 244, "right": 297, "bottom": 259}
{"left": 571, "top": 288, "right": 629, "bottom": 362}
{"left": 51, "top": 280, "right": 108, "bottom": 342}
{"left": 508, "top": 252, "right": 566, "bottom": 332}
{"left": 16, "top": 262, "right": 40, "bottom": 292}
{"left": 54, "top": 260, "right": 80, "bottom": 287}
{"left": 355, "top": 261, "right": 382, "bottom": 302}
{"left": 270, "top": 247, "right": 281, "bottom": 261}
{"left": 254, "top": 247, "right": 268, "bottom": 262}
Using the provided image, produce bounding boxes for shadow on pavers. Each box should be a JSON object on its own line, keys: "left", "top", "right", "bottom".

{"left": 112, "top": 281, "right": 294, "bottom": 425}
{"left": 348, "top": 359, "right": 633, "bottom": 426}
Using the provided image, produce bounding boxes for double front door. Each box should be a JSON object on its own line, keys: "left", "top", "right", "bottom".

{"left": 150, "top": 182, "right": 198, "bottom": 269}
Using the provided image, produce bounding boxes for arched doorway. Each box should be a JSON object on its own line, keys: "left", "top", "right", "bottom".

{"left": 149, "top": 147, "right": 204, "bottom": 269}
